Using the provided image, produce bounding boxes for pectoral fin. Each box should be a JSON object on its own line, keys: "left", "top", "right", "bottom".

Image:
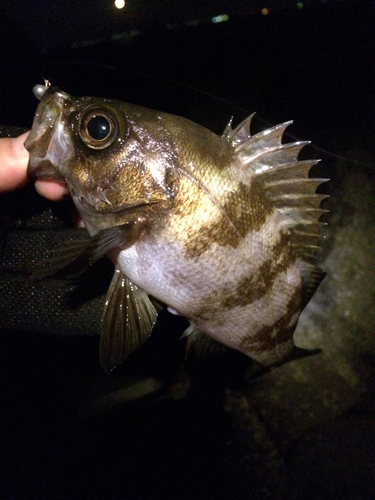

{"left": 100, "top": 264, "right": 157, "bottom": 373}
{"left": 31, "top": 225, "right": 130, "bottom": 280}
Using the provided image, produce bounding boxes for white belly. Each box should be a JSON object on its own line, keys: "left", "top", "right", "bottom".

{"left": 115, "top": 214, "right": 301, "bottom": 334}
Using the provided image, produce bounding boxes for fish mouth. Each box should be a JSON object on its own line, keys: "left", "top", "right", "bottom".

{"left": 27, "top": 158, "right": 66, "bottom": 182}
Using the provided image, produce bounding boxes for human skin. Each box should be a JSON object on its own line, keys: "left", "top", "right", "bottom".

{"left": 0, "top": 132, "right": 69, "bottom": 199}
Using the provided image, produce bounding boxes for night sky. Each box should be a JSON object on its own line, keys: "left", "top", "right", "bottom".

{"left": 1, "top": 0, "right": 374, "bottom": 140}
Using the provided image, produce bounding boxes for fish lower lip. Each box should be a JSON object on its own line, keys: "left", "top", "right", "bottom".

{"left": 28, "top": 159, "right": 65, "bottom": 182}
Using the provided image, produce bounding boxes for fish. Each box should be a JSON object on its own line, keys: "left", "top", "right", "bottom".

{"left": 25, "top": 83, "right": 327, "bottom": 373}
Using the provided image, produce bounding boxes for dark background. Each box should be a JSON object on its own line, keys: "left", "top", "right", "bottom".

{"left": 0, "top": 1, "right": 374, "bottom": 499}
{"left": 1, "top": 0, "right": 374, "bottom": 137}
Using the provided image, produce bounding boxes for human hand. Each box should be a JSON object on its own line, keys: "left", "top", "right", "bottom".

{"left": 0, "top": 132, "right": 69, "bottom": 199}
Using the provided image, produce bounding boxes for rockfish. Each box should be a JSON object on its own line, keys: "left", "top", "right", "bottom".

{"left": 25, "top": 84, "right": 327, "bottom": 372}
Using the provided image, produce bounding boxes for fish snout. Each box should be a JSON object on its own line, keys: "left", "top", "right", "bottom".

{"left": 25, "top": 87, "right": 75, "bottom": 183}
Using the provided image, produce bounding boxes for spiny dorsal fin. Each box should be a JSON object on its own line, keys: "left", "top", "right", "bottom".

{"left": 223, "top": 114, "right": 329, "bottom": 262}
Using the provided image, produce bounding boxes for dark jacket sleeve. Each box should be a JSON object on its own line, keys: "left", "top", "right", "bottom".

{"left": 0, "top": 126, "right": 108, "bottom": 336}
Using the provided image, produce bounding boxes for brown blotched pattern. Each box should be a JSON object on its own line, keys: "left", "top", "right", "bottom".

{"left": 238, "top": 286, "right": 302, "bottom": 355}
{"left": 26, "top": 87, "right": 325, "bottom": 371}
{"left": 183, "top": 178, "right": 274, "bottom": 260}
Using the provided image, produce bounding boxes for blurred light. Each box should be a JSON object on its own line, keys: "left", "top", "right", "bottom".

{"left": 186, "top": 19, "right": 200, "bottom": 27}
{"left": 115, "top": 0, "right": 125, "bottom": 9}
{"left": 111, "top": 32, "right": 128, "bottom": 41}
{"left": 261, "top": 8, "right": 269, "bottom": 16}
{"left": 111, "top": 29, "right": 141, "bottom": 41}
{"left": 296, "top": 1, "right": 304, "bottom": 8}
{"left": 71, "top": 38, "right": 103, "bottom": 48}
{"left": 211, "top": 14, "right": 229, "bottom": 24}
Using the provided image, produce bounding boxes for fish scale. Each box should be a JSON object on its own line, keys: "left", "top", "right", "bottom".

{"left": 26, "top": 84, "right": 327, "bottom": 372}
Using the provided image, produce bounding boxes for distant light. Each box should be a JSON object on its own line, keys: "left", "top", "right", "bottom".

{"left": 296, "top": 1, "right": 304, "bottom": 8}
{"left": 111, "top": 29, "right": 141, "bottom": 41}
{"left": 261, "top": 8, "right": 269, "bottom": 16}
{"left": 111, "top": 32, "right": 128, "bottom": 41}
{"left": 186, "top": 19, "right": 200, "bottom": 27}
{"left": 71, "top": 38, "right": 103, "bottom": 48}
{"left": 115, "top": 0, "right": 125, "bottom": 9}
{"left": 211, "top": 14, "right": 229, "bottom": 24}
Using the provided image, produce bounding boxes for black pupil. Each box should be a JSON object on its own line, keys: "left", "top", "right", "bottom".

{"left": 87, "top": 115, "right": 111, "bottom": 140}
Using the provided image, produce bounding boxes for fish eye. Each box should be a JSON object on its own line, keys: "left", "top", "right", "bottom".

{"left": 87, "top": 115, "right": 111, "bottom": 140}
{"left": 79, "top": 107, "right": 118, "bottom": 149}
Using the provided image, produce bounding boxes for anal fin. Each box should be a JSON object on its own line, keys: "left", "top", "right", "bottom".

{"left": 182, "top": 325, "right": 227, "bottom": 360}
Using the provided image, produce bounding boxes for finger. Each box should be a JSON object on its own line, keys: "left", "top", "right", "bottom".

{"left": 35, "top": 179, "right": 70, "bottom": 201}
{"left": 0, "top": 132, "right": 30, "bottom": 193}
